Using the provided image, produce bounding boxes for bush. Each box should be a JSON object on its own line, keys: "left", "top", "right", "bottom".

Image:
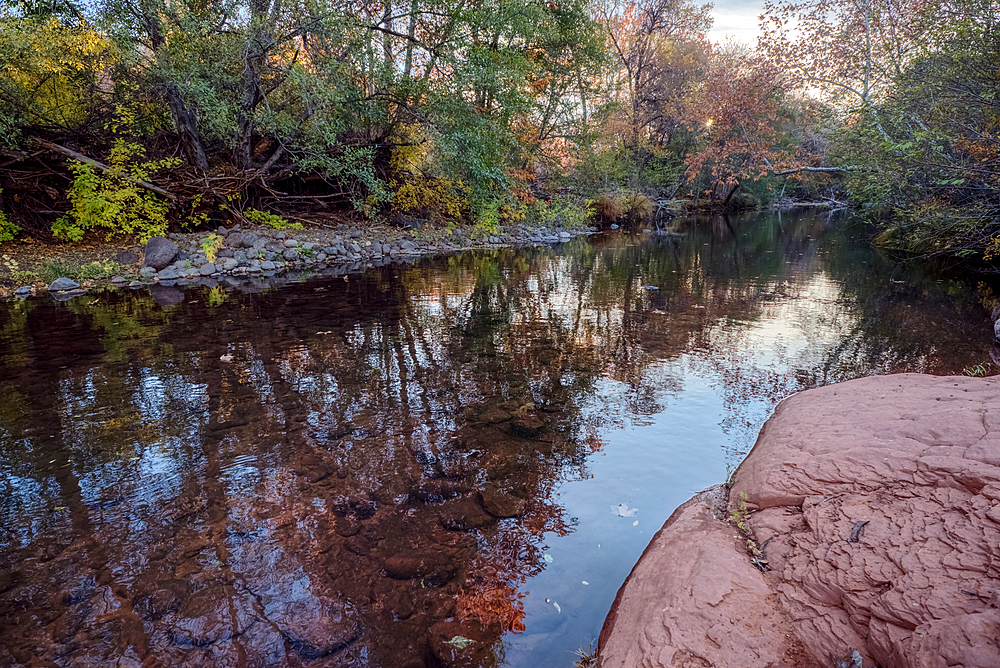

{"left": 0, "top": 209, "right": 19, "bottom": 243}
{"left": 590, "top": 191, "right": 654, "bottom": 226}
{"left": 242, "top": 208, "right": 302, "bottom": 230}
{"left": 592, "top": 194, "right": 619, "bottom": 225}
{"left": 525, "top": 197, "right": 593, "bottom": 229}
{"left": 392, "top": 177, "right": 468, "bottom": 224}
{"left": 53, "top": 139, "right": 179, "bottom": 242}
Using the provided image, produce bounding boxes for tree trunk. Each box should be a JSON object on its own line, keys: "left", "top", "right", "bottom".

{"left": 723, "top": 182, "right": 741, "bottom": 205}
{"left": 165, "top": 85, "right": 209, "bottom": 172}
{"left": 140, "top": 3, "right": 208, "bottom": 172}
{"left": 403, "top": 0, "right": 417, "bottom": 78}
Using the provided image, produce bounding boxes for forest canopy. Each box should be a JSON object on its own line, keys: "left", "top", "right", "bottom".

{"left": 0, "top": 0, "right": 997, "bottom": 264}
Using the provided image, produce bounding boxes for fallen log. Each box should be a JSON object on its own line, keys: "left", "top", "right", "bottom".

{"left": 31, "top": 138, "right": 177, "bottom": 201}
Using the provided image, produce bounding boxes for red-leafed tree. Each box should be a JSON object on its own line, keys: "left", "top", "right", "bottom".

{"left": 683, "top": 45, "right": 834, "bottom": 203}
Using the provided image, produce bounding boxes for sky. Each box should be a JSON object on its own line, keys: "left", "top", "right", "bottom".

{"left": 708, "top": 0, "right": 766, "bottom": 44}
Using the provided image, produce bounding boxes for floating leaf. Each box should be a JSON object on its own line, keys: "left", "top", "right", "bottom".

{"left": 542, "top": 553, "right": 554, "bottom": 563}
{"left": 633, "top": 520, "right": 639, "bottom": 526}
{"left": 445, "top": 636, "right": 474, "bottom": 650}
{"left": 614, "top": 503, "right": 638, "bottom": 517}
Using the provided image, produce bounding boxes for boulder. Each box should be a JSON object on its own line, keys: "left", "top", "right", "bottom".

{"left": 47, "top": 277, "right": 80, "bottom": 291}
{"left": 142, "top": 236, "right": 179, "bottom": 270}
{"left": 113, "top": 249, "right": 139, "bottom": 265}
{"left": 429, "top": 619, "right": 492, "bottom": 668}
{"left": 599, "top": 374, "right": 1000, "bottom": 668}
{"left": 510, "top": 411, "right": 544, "bottom": 438}
{"left": 437, "top": 496, "right": 495, "bottom": 532}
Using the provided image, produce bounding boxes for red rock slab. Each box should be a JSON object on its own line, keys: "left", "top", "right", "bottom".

{"left": 731, "top": 374, "right": 1000, "bottom": 668}
{"left": 598, "top": 485, "right": 822, "bottom": 668}
{"left": 599, "top": 374, "right": 1000, "bottom": 668}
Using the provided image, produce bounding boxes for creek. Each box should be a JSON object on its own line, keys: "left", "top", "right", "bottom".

{"left": 0, "top": 210, "right": 996, "bottom": 668}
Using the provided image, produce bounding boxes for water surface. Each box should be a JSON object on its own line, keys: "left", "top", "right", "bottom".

{"left": 1, "top": 211, "right": 996, "bottom": 668}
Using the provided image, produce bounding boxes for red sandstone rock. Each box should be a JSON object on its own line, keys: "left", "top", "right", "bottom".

{"left": 599, "top": 374, "right": 1000, "bottom": 668}
{"left": 598, "top": 485, "right": 821, "bottom": 668}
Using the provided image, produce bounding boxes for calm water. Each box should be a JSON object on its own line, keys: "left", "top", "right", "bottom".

{"left": 1, "top": 211, "right": 997, "bottom": 668}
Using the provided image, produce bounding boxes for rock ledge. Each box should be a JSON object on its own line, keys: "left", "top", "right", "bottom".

{"left": 598, "top": 374, "right": 1000, "bottom": 668}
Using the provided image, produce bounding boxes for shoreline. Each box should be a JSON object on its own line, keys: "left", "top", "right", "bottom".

{"left": 0, "top": 221, "right": 597, "bottom": 299}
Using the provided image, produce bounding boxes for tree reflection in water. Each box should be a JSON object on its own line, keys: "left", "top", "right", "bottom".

{"left": 0, "top": 211, "right": 996, "bottom": 667}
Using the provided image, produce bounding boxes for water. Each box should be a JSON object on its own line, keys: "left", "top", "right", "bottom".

{"left": 0, "top": 211, "right": 996, "bottom": 668}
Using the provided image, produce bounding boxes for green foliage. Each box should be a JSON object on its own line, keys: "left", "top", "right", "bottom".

{"left": 54, "top": 138, "right": 180, "bottom": 242}
{"left": 77, "top": 259, "right": 121, "bottom": 279}
{"left": 1, "top": 253, "right": 35, "bottom": 283}
{"left": 0, "top": 16, "right": 113, "bottom": 142}
{"left": 0, "top": 201, "right": 19, "bottom": 242}
{"left": 830, "top": 0, "right": 1000, "bottom": 260}
{"left": 473, "top": 199, "right": 502, "bottom": 237}
{"left": 39, "top": 258, "right": 72, "bottom": 283}
{"left": 242, "top": 208, "right": 302, "bottom": 231}
{"left": 524, "top": 197, "right": 594, "bottom": 229}
{"left": 200, "top": 233, "right": 222, "bottom": 263}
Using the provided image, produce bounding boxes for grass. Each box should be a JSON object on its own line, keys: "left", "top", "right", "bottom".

{"left": 963, "top": 362, "right": 991, "bottom": 377}
{"left": 573, "top": 643, "right": 598, "bottom": 668}
{"left": 37, "top": 258, "right": 121, "bottom": 283}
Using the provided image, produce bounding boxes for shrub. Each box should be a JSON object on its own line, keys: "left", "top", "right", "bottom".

{"left": 592, "top": 194, "right": 619, "bottom": 225}
{"left": 53, "top": 139, "right": 179, "bottom": 242}
{"left": 525, "top": 197, "right": 593, "bottom": 229}
{"left": 242, "top": 208, "right": 302, "bottom": 230}
{"left": 200, "top": 233, "right": 222, "bottom": 263}
{"left": 392, "top": 177, "right": 468, "bottom": 225}
{"left": 0, "top": 209, "right": 19, "bottom": 243}
{"left": 77, "top": 259, "right": 120, "bottom": 279}
{"left": 621, "top": 191, "right": 654, "bottom": 225}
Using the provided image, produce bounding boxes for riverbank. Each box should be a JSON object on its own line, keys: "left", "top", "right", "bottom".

{"left": 597, "top": 374, "right": 1000, "bottom": 668}
{"left": 0, "top": 220, "right": 596, "bottom": 298}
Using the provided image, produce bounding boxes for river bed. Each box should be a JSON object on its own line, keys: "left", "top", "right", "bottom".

{"left": 0, "top": 211, "right": 996, "bottom": 668}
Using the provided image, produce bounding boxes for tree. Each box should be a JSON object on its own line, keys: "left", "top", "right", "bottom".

{"left": 833, "top": 0, "right": 1000, "bottom": 259}
{"left": 758, "top": 0, "right": 930, "bottom": 128}
{"left": 682, "top": 44, "right": 834, "bottom": 204}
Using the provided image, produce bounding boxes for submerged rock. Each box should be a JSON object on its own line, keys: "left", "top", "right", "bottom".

{"left": 478, "top": 484, "right": 527, "bottom": 518}
{"left": 599, "top": 374, "right": 1000, "bottom": 668}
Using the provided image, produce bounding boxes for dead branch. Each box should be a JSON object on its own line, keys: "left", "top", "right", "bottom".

{"left": 770, "top": 165, "right": 857, "bottom": 176}
{"left": 32, "top": 138, "right": 177, "bottom": 201}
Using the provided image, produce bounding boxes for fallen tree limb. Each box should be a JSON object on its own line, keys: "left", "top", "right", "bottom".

{"left": 762, "top": 157, "right": 862, "bottom": 177}
{"left": 771, "top": 165, "right": 856, "bottom": 176}
{"left": 31, "top": 138, "right": 177, "bottom": 201}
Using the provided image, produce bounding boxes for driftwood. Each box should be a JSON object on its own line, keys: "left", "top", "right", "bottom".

{"left": 32, "top": 138, "right": 177, "bottom": 201}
